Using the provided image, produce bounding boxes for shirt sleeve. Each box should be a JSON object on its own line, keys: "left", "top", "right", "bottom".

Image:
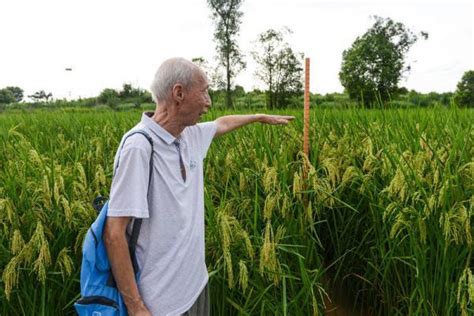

{"left": 108, "top": 137, "right": 151, "bottom": 218}
{"left": 195, "top": 121, "right": 217, "bottom": 159}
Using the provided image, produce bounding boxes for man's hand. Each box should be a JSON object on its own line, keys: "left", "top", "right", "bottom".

{"left": 257, "top": 114, "right": 295, "bottom": 125}
{"left": 215, "top": 114, "right": 295, "bottom": 137}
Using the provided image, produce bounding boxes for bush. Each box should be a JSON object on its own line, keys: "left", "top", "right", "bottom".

{"left": 98, "top": 89, "right": 120, "bottom": 108}
{"left": 454, "top": 70, "right": 474, "bottom": 107}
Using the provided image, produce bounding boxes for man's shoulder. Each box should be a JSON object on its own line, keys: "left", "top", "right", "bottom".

{"left": 121, "top": 125, "right": 153, "bottom": 152}
{"left": 185, "top": 121, "right": 216, "bottom": 135}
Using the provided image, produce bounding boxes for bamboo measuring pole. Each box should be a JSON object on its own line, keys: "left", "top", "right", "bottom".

{"left": 303, "top": 58, "right": 310, "bottom": 179}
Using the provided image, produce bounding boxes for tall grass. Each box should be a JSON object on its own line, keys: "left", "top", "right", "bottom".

{"left": 0, "top": 107, "right": 472, "bottom": 315}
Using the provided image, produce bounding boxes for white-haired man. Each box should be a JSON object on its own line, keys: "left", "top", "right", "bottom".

{"left": 104, "top": 57, "right": 294, "bottom": 316}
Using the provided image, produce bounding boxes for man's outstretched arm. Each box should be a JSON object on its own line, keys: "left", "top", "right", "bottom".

{"left": 214, "top": 114, "right": 295, "bottom": 137}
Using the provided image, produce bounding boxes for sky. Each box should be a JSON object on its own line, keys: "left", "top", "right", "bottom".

{"left": 0, "top": 0, "right": 472, "bottom": 100}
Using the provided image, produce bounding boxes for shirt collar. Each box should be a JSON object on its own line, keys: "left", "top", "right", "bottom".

{"left": 141, "top": 111, "right": 178, "bottom": 145}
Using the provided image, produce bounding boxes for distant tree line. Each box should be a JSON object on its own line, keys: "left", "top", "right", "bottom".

{"left": 0, "top": 86, "right": 465, "bottom": 112}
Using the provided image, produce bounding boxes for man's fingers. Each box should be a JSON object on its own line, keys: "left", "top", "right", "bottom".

{"left": 260, "top": 114, "right": 295, "bottom": 125}
{"left": 275, "top": 115, "right": 295, "bottom": 124}
{"left": 276, "top": 115, "right": 295, "bottom": 121}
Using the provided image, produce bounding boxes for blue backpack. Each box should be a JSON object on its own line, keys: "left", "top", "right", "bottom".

{"left": 74, "top": 130, "right": 153, "bottom": 316}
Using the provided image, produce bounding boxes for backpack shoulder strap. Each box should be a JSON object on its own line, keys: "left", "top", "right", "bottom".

{"left": 113, "top": 130, "right": 153, "bottom": 176}
{"left": 107, "top": 129, "right": 153, "bottom": 286}
{"left": 125, "top": 130, "right": 153, "bottom": 274}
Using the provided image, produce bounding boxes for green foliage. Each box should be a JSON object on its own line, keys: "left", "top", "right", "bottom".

{"left": 0, "top": 108, "right": 472, "bottom": 315}
{"left": 28, "top": 90, "right": 53, "bottom": 103}
{"left": 4, "top": 87, "right": 24, "bottom": 102}
{"left": 98, "top": 85, "right": 152, "bottom": 110}
{"left": 233, "top": 85, "right": 245, "bottom": 97}
{"left": 0, "top": 88, "right": 459, "bottom": 112}
{"left": 208, "top": 0, "right": 246, "bottom": 109}
{"left": 98, "top": 88, "right": 120, "bottom": 108}
{"left": 397, "top": 90, "right": 454, "bottom": 107}
{"left": 252, "top": 28, "right": 303, "bottom": 109}
{"left": 454, "top": 70, "right": 474, "bottom": 107}
{"left": 339, "top": 16, "right": 428, "bottom": 107}
{"left": 0, "top": 88, "right": 16, "bottom": 104}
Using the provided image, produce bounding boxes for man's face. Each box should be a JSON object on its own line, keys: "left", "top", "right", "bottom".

{"left": 182, "top": 72, "right": 211, "bottom": 125}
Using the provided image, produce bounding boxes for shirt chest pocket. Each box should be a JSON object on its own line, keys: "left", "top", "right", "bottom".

{"left": 187, "top": 156, "right": 199, "bottom": 173}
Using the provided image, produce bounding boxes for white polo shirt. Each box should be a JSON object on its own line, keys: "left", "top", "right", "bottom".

{"left": 108, "top": 111, "right": 217, "bottom": 316}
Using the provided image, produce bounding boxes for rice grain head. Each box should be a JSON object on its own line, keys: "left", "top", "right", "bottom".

{"left": 29, "top": 149, "right": 43, "bottom": 168}
{"left": 239, "top": 230, "right": 254, "bottom": 260}
{"left": 321, "top": 158, "right": 339, "bottom": 189}
{"left": 263, "top": 193, "right": 277, "bottom": 221}
{"left": 224, "top": 248, "right": 234, "bottom": 288}
{"left": 0, "top": 198, "right": 15, "bottom": 225}
{"left": 53, "top": 180, "right": 61, "bottom": 206}
{"left": 239, "top": 172, "right": 246, "bottom": 192}
{"left": 2, "top": 256, "right": 20, "bottom": 300}
{"left": 94, "top": 164, "right": 107, "bottom": 194}
{"left": 238, "top": 260, "right": 249, "bottom": 293}
{"left": 11, "top": 229, "right": 25, "bottom": 255}
{"left": 60, "top": 196, "right": 73, "bottom": 226}
{"left": 263, "top": 166, "right": 278, "bottom": 194}
{"left": 280, "top": 194, "right": 290, "bottom": 219}
{"left": 457, "top": 267, "right": 474, "bottom": 316}
{"left": 259, "top": 221, "right": 280, "bottom": 284}
{"left": 55, "top": 247, "right": 74, "bottom": 281}
{"left": 76, "top": 162, "right": 88, "bottom": 186}
{"left": 293, "top": 171, "right": 302, "bottom": 196}
{"left": 341, "top": 166, "right": 358, "bottom": 187}
{"left": 440, "top": 204, "right": 471, "bottom": 246}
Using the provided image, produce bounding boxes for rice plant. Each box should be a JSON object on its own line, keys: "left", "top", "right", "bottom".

{"left": 0, "top": 107, "right": 472, "bottom": 315}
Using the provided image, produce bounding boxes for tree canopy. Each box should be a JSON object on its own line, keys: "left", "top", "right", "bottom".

{"left": 252, "top": 28, "right": 303, "bottom": 109}
{"left": 339, "top": 16, "right": 428, "bottom": 107}
{"left": 454, "top": 70, "right": 474, "bottom": 107}
{"left": 0, "top": 88, "right": 16, "bottom": 104}
{"left": 28, "top": 90, "right": 53, "bottom": 102}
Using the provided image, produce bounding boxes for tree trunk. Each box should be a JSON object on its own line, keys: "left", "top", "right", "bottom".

{"left": 226, "top": 53, "right": 232, "bottom": 109}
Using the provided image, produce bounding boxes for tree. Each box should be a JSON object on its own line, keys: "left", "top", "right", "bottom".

{"left": 252, "top": 28, "right": 303, "bottom": 109}
{"left": 0, "top": 88, "right": 16, "bottom": 104}
{"left": 454, "top": 70, "right": 474, "bottom": 107}
{"left": 5, "top": 86, "right": 23, "bottom": 102}
{"left": 98, "top": 88, "right": 120, "bottom": 108}
{"left": 120, "top": 83, "right": 134, "bottom": 98}
{"left": 28, "top": 90, "right": 53, "bottom": 102}
{"left": 339, "top": 16, "right": 428, "bottom": 107}
{"left": 233, "top": 85, "right": 245, "bottom": 97}
{"left": 119, "top": 83, "right": 147, "bottom": 99}
{"left": 208, "top": 0, "right": 246, "bottom": 109}
{"left": 192, "top": 57, "right": 225, "bottom": 91}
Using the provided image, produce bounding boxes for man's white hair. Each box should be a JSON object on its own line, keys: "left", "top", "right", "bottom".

{"left": 150, "top": 57, "right": 201, "bottom": 103}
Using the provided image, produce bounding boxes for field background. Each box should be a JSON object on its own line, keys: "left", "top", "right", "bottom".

{"left": 0, "top": 107, "right": 473, "bottom": 315}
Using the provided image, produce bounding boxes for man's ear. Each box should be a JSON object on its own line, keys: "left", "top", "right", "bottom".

{"left": 172, "top": 83, "right": 184, "bottom": 105}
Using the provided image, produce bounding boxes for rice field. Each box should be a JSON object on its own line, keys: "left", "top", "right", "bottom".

{"left": 0, "top": 107, "right": 473, "bottom": 315}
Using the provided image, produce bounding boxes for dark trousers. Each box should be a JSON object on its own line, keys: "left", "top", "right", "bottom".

{"left": 181, "top": 282, "right": 209, "bottom": 316}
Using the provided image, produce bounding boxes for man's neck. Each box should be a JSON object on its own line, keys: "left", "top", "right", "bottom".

{"left": 150, "top": 105, "right": 185, "bottom": 138}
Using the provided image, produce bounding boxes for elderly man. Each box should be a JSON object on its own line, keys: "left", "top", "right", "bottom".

{"left": 104, "top": 57, "right": 294, "bottom": 316}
